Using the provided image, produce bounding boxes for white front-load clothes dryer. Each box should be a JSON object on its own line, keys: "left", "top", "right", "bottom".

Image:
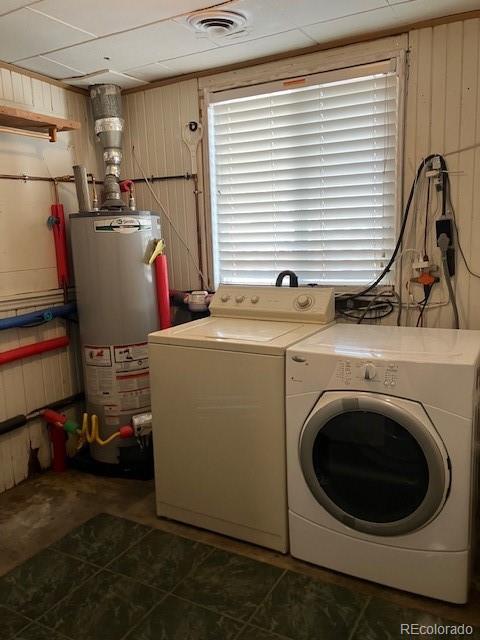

{"left": 149, "top": 285, "right": 334, "bottom": 553}
{"left": 286, "top": 323, "right": 480, "bottom": 603}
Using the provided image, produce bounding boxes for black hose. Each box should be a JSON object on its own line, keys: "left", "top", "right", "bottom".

{"left": 275, "top": 271, "right": 299, "bottom": 287}
{"left": 0, "top": 415, "right": 27, "bottom": 436}
{"left": 0, "top": 392, "right": 85, "bottom": 437}
{"left": 339, "top": 154, "right": 441, "bottom": 302}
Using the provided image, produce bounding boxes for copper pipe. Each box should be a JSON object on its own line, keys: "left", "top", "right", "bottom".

{"left": 0, "top": 172, "right": 193, "bottom": 184}
{"left": 193, "top": 174, "right": 205, "bottom": 286}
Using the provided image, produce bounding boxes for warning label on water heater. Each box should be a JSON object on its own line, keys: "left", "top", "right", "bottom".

{"left": 84, "top": 342, "right": 150, "bottom": 412}
{"left": 93, "top": 217, "right": 152, "bottom": 234}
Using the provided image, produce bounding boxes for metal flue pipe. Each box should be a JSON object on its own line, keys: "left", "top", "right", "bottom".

{"left": 73, "top": 165, "right": 91, "bottom": 212}
{"left": 90, "top": 84, "right": 124, "bottom": 208}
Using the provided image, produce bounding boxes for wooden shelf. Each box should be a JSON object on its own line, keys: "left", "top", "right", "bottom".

{"left": 0, "top": 104, "right": 81, "bottom": 142}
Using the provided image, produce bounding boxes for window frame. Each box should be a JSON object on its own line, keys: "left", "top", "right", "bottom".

{"left": 201, "top": 48, "right": 406, "bottom": 292}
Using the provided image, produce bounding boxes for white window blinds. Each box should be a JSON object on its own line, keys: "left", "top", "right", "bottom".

{"left": 208, "top": 61, "right": 400, "bottom": 286}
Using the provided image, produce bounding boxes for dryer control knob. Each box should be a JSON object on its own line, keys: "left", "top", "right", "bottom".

{"left": 235, "top": 295, "right": 245, "bottom": 303}
{"left": 250, "top": 295, "right": 260, "bottom": 304}
{"left": 363, "top": 364, "right": 377, "bottom": 380}
{"left": 220, "top": 295, "right": 230, "bottom": 302}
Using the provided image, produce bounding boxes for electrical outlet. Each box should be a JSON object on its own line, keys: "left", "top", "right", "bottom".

{"left": 436, "top": 217, "right": 453, "bottom": 247}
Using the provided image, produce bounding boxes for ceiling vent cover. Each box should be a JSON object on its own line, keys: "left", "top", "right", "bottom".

{"left": 186, "top": 10, "right": 248, "bottom": 38}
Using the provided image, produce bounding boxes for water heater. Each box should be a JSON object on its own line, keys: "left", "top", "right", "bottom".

{"left": 70, "top": 84, "right": 160, "bottom": 466}
{"left": 70, "top": 211, "right": 159, "bottom": 464}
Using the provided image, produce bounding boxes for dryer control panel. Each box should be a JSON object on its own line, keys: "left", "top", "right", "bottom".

{"left": 335, "top": 359, "right": 400, "bottom": 388}
{"left": 210, "top": 285, "right": 335, "bottom": 324}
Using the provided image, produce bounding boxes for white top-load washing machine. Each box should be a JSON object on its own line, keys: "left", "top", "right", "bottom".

{"left": 149, "top": 285, "right": 334, "bottom": 552}
{"left": 286, "top": 323, "right": 480, "bottom": 603}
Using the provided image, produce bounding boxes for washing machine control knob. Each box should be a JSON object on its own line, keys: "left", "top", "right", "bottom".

{"left": 235, "top": 295, "right": 245, "bottom": 303}
{"left": 363, "top": 364, "right": 377, "bottom": 380}
{"left": 250, "top": 295, "right": 260, "bottom": 304}
{"left": 296, "top": 294, "right": 313, "bottom": 309}
{"left": 220, "top": 294, "right": 230, "bottom": 303}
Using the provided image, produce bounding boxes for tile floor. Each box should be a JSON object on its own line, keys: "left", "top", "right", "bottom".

{"left": 0, "top": 471, "right": 479, "bottom": 640}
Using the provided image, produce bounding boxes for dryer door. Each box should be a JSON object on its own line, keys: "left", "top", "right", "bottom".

{"left": 299, "top": 392, "right": 450, "bottom": 536}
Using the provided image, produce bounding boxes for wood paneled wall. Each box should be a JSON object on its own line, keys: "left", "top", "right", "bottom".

{"left": 0, "top": 68, "right": 99, "bottom": 493}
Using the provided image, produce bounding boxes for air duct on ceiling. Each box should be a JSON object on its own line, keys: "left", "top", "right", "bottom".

{"left": 186, "top": 10, "right": 247, "bottom": 39}
{"left": 90, "top": 83, "right": 124, "bottom": 208}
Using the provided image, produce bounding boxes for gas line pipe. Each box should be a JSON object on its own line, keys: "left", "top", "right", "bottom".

{"left": 42, "top": 409, "right": 134, "bottom": 447}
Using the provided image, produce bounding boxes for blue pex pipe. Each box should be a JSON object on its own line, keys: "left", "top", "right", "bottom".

{"left": 0, "top": 303, "right": 76, "bottom": 331}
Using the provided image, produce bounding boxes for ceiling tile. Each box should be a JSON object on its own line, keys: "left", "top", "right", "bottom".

{"left": 0, "top": 1, "right": 41, "bottom": 16}
{"left": 30, "top": 0, "right": 228, "bottom": 37}
{"left": 63, "top": 69, "right": 148, "bottom": 89}
{"left": 46, "top": 20, "right": 218, "bottom": 73}
{"left": 302, "top": 6, "right": 398, "bottom": 42}
{"left": 159, "top": 29, "right": 316, "bottom": 76}
{"left": 391, "top": 0, "right": 480, "bottom": 20}
{"left": 15, "top": 55, "right": 83, "bottom": 78}
{"left": 260, "top": 0, "right": 389, "bottom": 28}
{"left": 123, "top": 63, "right": 173, "bottom": 82}
{"left": 1, "top": 8, "right": 93, "bottom": 62}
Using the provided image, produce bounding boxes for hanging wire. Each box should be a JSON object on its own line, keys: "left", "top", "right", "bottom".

{"left": 132, "top": 145, "right": 209, "bottom": 288}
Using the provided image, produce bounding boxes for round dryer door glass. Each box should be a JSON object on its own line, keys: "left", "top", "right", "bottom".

{"left": 300, "top": 395, "right": 448, "bottom": 536}
{"left": 313, "top": 411, "right": 428, "bottom": 522}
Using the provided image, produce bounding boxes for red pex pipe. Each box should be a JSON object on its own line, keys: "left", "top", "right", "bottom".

{"left": 49, "top": 423, "right": 67, "bottom": 472}
{"left": 51, "top": 204, "right": 69, "bottom": 288}
{"left": 0, "top": 336, "right": 70, "bottom": 366}
{"left": 42, "top": 408, "right": 67, "bottom": 426}
{"left": 155, "top": 254, "right": 171, "bottom": 329}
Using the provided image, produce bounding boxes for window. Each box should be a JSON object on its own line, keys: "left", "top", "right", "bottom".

{"left": 207, "top": 60, "right": 400, "bottom": 287}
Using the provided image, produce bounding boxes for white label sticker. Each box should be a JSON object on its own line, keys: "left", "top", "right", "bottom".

{"left": 84, "top": 342, "right": 150, "bottom": 409}
{"left": 114, "top": 343, "right": 148, "bottom": 363}
{"left": 94, "top": 217, "right": 152, "bottom": 234}
{"left": 84, "top": 346, "right": 112, "bottom": 367}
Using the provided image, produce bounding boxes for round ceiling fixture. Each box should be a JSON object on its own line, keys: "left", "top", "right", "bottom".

{"left": 186, "top": 10, "right": 248, "bottom": 38}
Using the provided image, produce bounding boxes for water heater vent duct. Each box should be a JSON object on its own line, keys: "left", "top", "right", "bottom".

{"left": 90, "top": 83, "right": 124, "bottom": 209}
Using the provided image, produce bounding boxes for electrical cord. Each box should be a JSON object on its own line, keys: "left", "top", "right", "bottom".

{"left": 438, "top": 231, "right": 460, "bottom": 329}
{"left": 423, "top": 177, "right": 431, "bottom": 257}
{"left": 416, "top": 297, "right": 429, "bottom": 327}
{"left": 337, "top": 299, "right": 394, "bottom": 322}
{"left": 442, "top": 171, "right": 480, "bottom": 279}
{"left": 355, "top": 291, "right": 401, "bottom": 324}
{"left": 132, "top": 146, "right": 209, "bottom": 288}
{"left": 337, "top": 154, "right": 441, "bottom": 303}
{"left": 451, "top": 213, "right": 480, "bottom": 278}
{"left": 416, "top": 285, "right": 433, "bottom": 327}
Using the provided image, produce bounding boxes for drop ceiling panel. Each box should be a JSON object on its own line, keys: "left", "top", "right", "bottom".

{"left": 0, "top": 1, "right": 41, "bottom": 16}
{"left": 159, "top": 30, "right": 316, "bottom": 75}
{"left": 391, "top": 0, "right": 480, "bottom": 20}
{"left": 64, "top": 69, "right": 147, "bottom": 89}
{"left": 124, "top": 63, "right": 173, "bottom": 82}
{"left": 15, "top": 55, "right": 83, "bottom": 78}
{"left": 46, "top": 20, "right": 217, "bottom": 73}
{"left": 31, "top": 0, "right": 228, "bottom": 37}
{"left": 0, "top": 8, "right": 93, "bottom": 62}
{"left": 261, "top": 0, "right": 389, "bottom": 28}
{"left": 303, "top": 6, "right": 398, "bottom": 42}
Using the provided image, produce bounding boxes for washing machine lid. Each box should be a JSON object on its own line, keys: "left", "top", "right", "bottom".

{"left": 149, "top": 317, "right": 331, "bottom": 355}
{"left": 291, "top": 323, "right": 480, "bottom": 364}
